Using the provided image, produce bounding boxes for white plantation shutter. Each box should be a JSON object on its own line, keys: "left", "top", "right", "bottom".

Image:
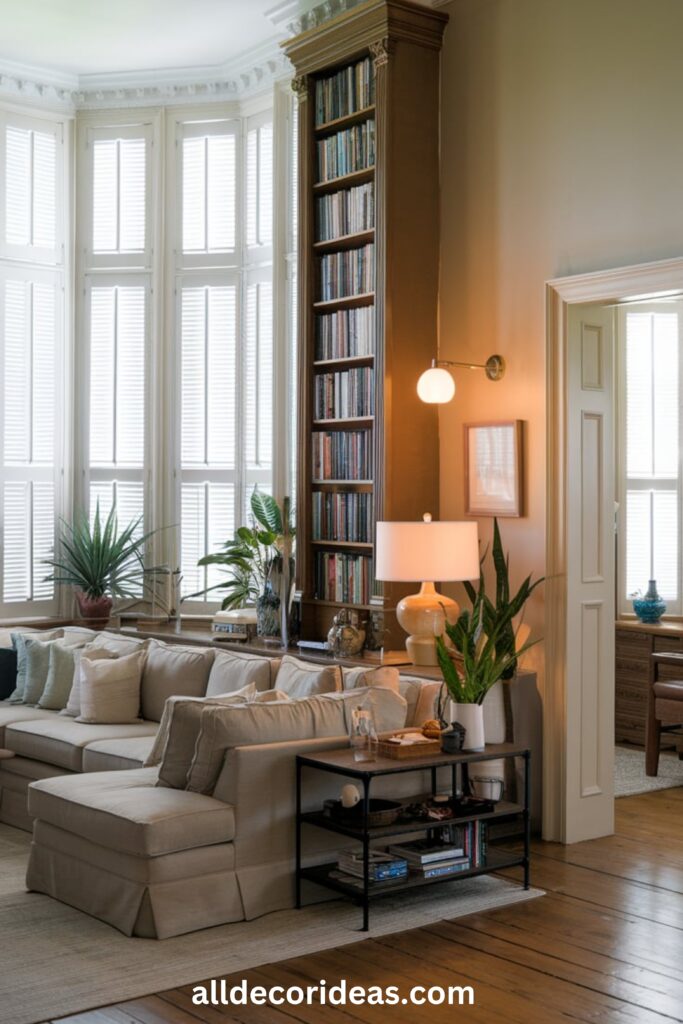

{"left": 182, "top": 127, "right": 236, "bottom": 254}
{"left": 620, "top": 308, "right": 682, "bottom": 611}
{"left": 4, "top": 121, "right": 57, "bottom": 256}
{"left": 245, "top": 280, "right": 273, "bottom": 472}
{"left": 91, "top": 129, "right": 148, "bottom": 259}
{"left": 181, "top": 484, "right": 206, "bottom": 596}
{"left": 246, "top": 120, "right": 273, "bottom": 248}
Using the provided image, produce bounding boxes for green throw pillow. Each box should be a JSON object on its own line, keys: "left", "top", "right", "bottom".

{"left": 22, "top": 637, "right": 57, "bottom": 705}
{"left": 38, "top": 643, "right": 80, "bottom": 711}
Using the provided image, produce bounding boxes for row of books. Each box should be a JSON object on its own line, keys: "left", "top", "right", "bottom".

{"left": 312, "top": 491, "right": 373, "bottom": 543}
{"left": 312, "top": 430, "right": 372, "bottom": 480}
{"left": 315, "top": 57, "right": 375, "bottom": 126}
{"left": 316, "top": 182, "right": 374, "bottom": 241}
{"left": 316, "top": 120, "right": 375, "bottom": 183}
{"left": 314, "top": 551, "right": 374, "bottom": 605}
{"left": 314, "top": 368, "right": 374, "bottom": 420}
{"left": 315, "top": 306, "right": 374, "bottom": 361}
{"left": 319, "top": 244, "right": 375, "bottom": 301}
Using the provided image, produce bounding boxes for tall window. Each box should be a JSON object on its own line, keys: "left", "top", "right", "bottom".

{"left": 177, "top": 113, "right": 274, "bottom": 601}
{"left": 618, "top": 305, "right": 682, "bottom": 613}
{"left": 0, "top": 112, "right": 63, "bottom": 611}
{"left": 81, "top": 124, "right": 151, "bottom": 536}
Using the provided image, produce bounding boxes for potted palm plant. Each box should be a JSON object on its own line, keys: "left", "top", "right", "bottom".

{"left": 44, "top": 503, "right": 169, "bottom": 627}
{"left": 436, "top": 521, "right": 542, "bottom": 751}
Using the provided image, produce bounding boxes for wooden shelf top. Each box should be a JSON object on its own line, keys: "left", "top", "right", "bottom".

{"left": 313, "top": 354, "right": 374, "bottom": 369}
{"left": 313, "top": 229, "right": 375, "bottom": 254}
{"left": 312, "top": 416, "right": 374, "bottom": 428}
{"left": 311, "top": 479, "right": 374, "bottom": 486}
{"left": 616, "top": 618, "right": 683, "bottom": 637}
{"left": 313, "top": 167, "right": 375, "bottom": 194}
{"left": 314, "top": 292, "right": 375, "bottom": 312}
{"left": 304, "top": 597, "right": 376, "bottom": 611}
{"left": 311, "top": 539, "right": 373, "bottom": 549}
{"left": 314, "top": 105, "right": 376, "bottom": 135}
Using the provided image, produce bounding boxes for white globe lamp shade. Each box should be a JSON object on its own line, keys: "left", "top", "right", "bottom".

{"left": 417, "top": 366, "right": 456, "bottom": 404}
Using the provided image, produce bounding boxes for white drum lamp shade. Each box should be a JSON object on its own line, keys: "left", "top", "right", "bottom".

{"left": 375, "top": 518, "right": 480, "bottom": 666}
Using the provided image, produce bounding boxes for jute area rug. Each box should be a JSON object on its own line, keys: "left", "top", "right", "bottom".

{"left": 615, "top": 745, "right": 683, "bottom": 798}
{"left": 0, "top": 824, "right": 542, "bottom": 1024}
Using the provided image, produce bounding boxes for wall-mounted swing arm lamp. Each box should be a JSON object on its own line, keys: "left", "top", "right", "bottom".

{"left": 417, "top": 355, "right": 506, "bottom": 404}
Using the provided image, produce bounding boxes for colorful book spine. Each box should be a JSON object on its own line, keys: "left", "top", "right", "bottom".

{"left": 314, "top": 551, "right": 374, "bottom": 604}
{"left": 316, "top": 182, "right": 374, "bottom": 241}
{"left": 312, "top": 430, "right": 372, "bottom": 481}
{"left": 312, "top": 492, "right": 373, "bottom": 542}
{"left": 315, "top": 306, "right": 374, "bottom": 361}
{"left": 319, "top": 244, "right": 375, "bottom": 301}
{"left": 314, "top": 57, "right": 375, "bottom": 126}
{"left": 316, "top": 120, "right": 375, "bottom": 182}
{"left": 314, "top": 368, "right": 374, "bottom": 420}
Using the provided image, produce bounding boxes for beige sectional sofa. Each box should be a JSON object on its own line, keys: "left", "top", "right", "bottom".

{"left": 0, "top": 626, "right": 540, "bottom": 940}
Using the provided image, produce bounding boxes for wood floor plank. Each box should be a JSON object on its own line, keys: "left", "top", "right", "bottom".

{"left": 50, "top": 788, "right": 683, "bottom": 1024}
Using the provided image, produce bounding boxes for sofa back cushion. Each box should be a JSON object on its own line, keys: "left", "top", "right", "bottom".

{"left": 342, "top": 665, "right": 401, "bottom": 693}
{"left": 88, "top": 631, "right": 148, "bottom": 656}
{"left": 61, "top": 647, "right": 119, "bottom": 717}
{"left": 76, "top": 649, "right": 145, "bottom": 724}
{"left": 60, "top": 626, "right": 97, "bottom": 647}
{"left": 205, "top": 649, "right": 273, "bottom": 696}
{"left": 186, "top": 696, "right": 348, "bottom": 795}
{"left": 274, "top": 655, "right": 342, "bottom": 698}
{"left": 140, "top": 640, "right": 215, "bottom": 722}
{"left": 322, "top": 687, "right": 408, "bottom": 734}
{"left": 154, "top": 688, "right": 255, "bottom": 789}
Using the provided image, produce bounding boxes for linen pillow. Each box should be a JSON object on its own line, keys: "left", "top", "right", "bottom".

{"left": 145, "top": 682, "right": 258, "bottom": 770}
{"left": 38, "top": 642, "right": 85, "bottom": 710}
{"left": 205, "top": 649, "right": 274, "bottom": 696}
{"left": 152, "top": 689, "right": 255, "bottom": 789}
{"left": 61, "top": 647, "right": 118, "bottom": 717}
{"left": 186, "top": 696, "right": 348, "bottom": 795}
{"left": 88, "top": 631, "right": 148, "bottom": 656}
{"left": 412, "top": 681, "right": 444, "bottom": 726}
{"left": 274, "top": 655, "right": 342, "bottom": 698}
{"left": 60, "top": 626, "right": 97, "bottom": 647}
{"left": 76, "top": 650, "right": 145, "bottom": 724}
{"left": 397, "top": 675, "right": 427, "bottom": 727}
{"left": 22, "top": 637, "right": 65, "bottom": 705}
{"left": 9, "top": 629, "right": 63, "bottom": 704}
{"left": 342, "top": 665, "right": 401, "bottom": 693}
{"left": 253, "top": 689, "right": 291, "bottom": 703}
{"left": 140, "top": 640, "right": 215, "bottom": 722}
{"left": 323, "top": 687, "right": 408, "bottom": 734}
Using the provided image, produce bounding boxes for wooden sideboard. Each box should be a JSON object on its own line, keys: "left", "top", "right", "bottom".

{"left": 616, "top": 621, "right": 683, "bottom": 747}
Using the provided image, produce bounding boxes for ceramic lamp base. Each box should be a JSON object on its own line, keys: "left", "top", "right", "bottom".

{"left": 397, "top": 582, "right": 459, "bottom": 667}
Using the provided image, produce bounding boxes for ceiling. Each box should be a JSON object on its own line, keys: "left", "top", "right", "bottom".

{"left": 0, "top": 0, "right": 318, "bottom": 80}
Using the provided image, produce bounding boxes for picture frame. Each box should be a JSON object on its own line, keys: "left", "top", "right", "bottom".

{"left": 465, "top": 420, "right": 524, "bottom": 517}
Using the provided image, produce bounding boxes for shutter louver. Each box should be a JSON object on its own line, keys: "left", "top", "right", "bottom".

{"left": 4, "top": 279, "right": 29, "bottom": 465}
{"left": 181, "top": 484, "right": 206, "bottom": 596}
{"left": 207, "top": 484, "right": 234, "bottom": 589}
{"left": 31, "top": 481, "right": 54, "bottom": 600}
{"left": 89, "top": 287, "right": 116, "bottom": 464}
{"left": 93, "top": 137, "right": 146, "bottom": 254}
{"left": 3, "top": 482, "right": 30, "bottom": 602}
{"left": 5, "top": 127, "right": 31, "bottom": 247}
{"left": 32, "top": 282, "right": 56, "bottom": 465}
{"left": 5, "top": 125, "right": 56, "bottom": 251}
{"left": 245, "top": 281, "right": 273, "bottom": 471}
{"left": 182, "top": 132, "right": 235, "bottom": 253}
{"left": 32, "top": 131, "right": 56, "bottom": 251}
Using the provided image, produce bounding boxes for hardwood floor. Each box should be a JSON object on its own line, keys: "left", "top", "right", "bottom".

{"left": 42, "top": 788, "right": 683, "bottom": 1024}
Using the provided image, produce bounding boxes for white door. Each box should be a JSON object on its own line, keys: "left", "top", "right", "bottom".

{"left": 565, "top": 303, "right": 615, "bottom": 842}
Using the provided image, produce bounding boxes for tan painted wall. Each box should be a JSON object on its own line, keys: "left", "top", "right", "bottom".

{"left": 438, "top": 0, "right": 683, "bottom": 685}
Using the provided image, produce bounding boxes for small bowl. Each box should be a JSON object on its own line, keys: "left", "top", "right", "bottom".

{"left": 324, "top": 798, "right": 402, "bottom": 828}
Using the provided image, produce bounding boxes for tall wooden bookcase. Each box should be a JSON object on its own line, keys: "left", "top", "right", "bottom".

{"left": 284, "top": 0, "right": 448, "bottom": 648}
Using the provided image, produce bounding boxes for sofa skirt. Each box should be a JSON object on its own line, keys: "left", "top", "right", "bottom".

{"left": 26, "top": 821, "right": 243, "bottom": 939}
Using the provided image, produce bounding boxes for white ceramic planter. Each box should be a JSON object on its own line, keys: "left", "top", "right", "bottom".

{"left": 450, "top": 701, "right": 485, "bottom": 751}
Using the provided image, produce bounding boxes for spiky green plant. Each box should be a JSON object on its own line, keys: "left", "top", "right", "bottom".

{"left": 44, "top": 503, "right": 168, "bottom": 602}
{"left": 187, "top": 489, "right": 295, "bottom": 610}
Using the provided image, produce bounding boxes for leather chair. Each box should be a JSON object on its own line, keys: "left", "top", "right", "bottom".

{"left": 645, "top": 652, "right": 683, "bottom": 776}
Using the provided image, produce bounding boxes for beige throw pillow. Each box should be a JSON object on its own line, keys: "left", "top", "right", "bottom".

{"left": 412, "top": 681, "right": 445, "bottom": 726}
{"left": 323, "top": 687, "right": 408, "bottom": 734}
{"left": 186, "top": 696, "right": 348, "bottom": 795}
{"left": 205, "top": 649, "right": 273, "bottom": 695}
{"left": 342, "top": 665, "right": 401, "bottom": 692}
{"left": 61, "top": 647, "right": 118, "bottom": 717}
{"left": 274, "top": 655, "right": 342, "bottom": 698}
{"left": 76, "top": 650, "right": 145, "bottom": 724}
{"left": 140, "top": 640, "right": 215, "bottom": 721}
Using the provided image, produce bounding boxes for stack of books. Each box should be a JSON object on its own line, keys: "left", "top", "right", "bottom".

{"left": 315, "top": 306, "right": 374, "bottom": 360}
{"left": 333, "top": 850, "right": 408, "bottom": 887}
{"left": 317, "top": 182, "right": 374, "bottom": 241}
{"left": 319, "top": 243, "right": 375, "bottom": 301}
{"left": 389, "top": 834, "right": 480, "bottom": 879}
{"left": 314, "top": 57, "right": 375, "bottom": 125}
{"left": 314, "top": 367, "right": 374, "bottom": 420}
{"left": 312, "top": 491, "right": 373, "bottom": 542}
{"left": 316, "top": 121, "right": 375, "bottom": 183}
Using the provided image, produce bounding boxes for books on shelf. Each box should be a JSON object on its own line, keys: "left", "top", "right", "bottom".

{"left": 388, "top": 837, "right": 465, "bottom": 865}
{"left": 317, "top": 182, "right": 374, "bottom": 241}
{"left": 389, "top": 823, "right": 488, "bottom": 872}
{"left": 314, "top": 551, "right": 374, "bottom": 604}
{"left": 319, "top": 243, "right": 375, "bottom": 301}
{"left": 312, "top": 491, "right": 373, "bottom": 543}
{"left": 315, "top": 57, "right": 375, "bottom": 126}
{"left": 314, "top": 367, "right": 374, "bottom": 420}
{"left": 316, "top": 120, "right": 375, "bottom": 183}
{"left": 337, "top": 849, "right": 408, "bottom": 882}
{"left": 316, "top": 306, "right": 374, "bottom": 361}
{"left": 312, "top": 429, "right": 372, "bottom": 480}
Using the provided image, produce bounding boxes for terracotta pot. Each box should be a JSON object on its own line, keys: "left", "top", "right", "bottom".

{"left": 75, "top": 591, "right": 113, "bottom": 629}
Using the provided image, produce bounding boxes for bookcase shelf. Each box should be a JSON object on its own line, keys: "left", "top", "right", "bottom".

{"left": 286, "top": 0, "right": 447, "bottom": 643}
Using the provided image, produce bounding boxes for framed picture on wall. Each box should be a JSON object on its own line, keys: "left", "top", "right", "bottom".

{"left": 465, "top": 420, "right": 524, "bottom": 517}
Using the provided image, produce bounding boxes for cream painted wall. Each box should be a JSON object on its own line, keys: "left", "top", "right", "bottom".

{"left": 438, "top": 0, "right": 683, "bottom": 687}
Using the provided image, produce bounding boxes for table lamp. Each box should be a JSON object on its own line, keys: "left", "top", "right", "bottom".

{"left": 375, "top": 515, "right": 480, "bottom": 665}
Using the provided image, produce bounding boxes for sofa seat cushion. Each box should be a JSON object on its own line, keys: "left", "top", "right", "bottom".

{"left": 0, "top": 703, "right": 58, "bottom": 745}
{"left": 82, "top": 736, "right": 157, "bottom": 773}
{"left": 5, "top": 718, "right": 159, "bottom": 771}
{"left": 28, "top": 767, "right": 235, "bottom": 857}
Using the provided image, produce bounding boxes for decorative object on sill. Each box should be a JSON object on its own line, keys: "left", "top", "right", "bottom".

{"left": 375, "top": 514, "right": 480, "bottom": 666}
{"left": 211, "top": 608, "right": 257, "bottom": 643}
{"left": 363, "top": 610, "right": 386, "bottom": 652}
{"left": 340, "top": 783, "right": 360, "bottom": 809}
{"left": 327, "top": 607, "right": 366, "bottom": 656}
{"left": 465, "top": 420, "right": 524, "bottom": 518}
{"left": 470, "top": 776, "right": 505, "bottom": 802}
{"left": 349, "top": 704, "right": 378, "bottom": 762}
{"left": 187, "top": 489, "right": 295, "bottom": 642}
{"left": 440, "top": 721, "right": 466, "bottom": 754}
{"left": 417, "top": 355, "right": 506, "bottom": 405}
{"left": 43, "top": 502, "right": 170, "bottom": 630}
{"left": 632, "top": 580, "right": 666, "bottom": 624}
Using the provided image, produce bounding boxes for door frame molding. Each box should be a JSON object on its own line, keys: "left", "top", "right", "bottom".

{"left": 545, "top": 255, "right": 683, "bottom": 843}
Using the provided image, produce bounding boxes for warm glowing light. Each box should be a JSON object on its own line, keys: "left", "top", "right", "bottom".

{"left": 416, "top": 366, "right": 456, "bottom": 404}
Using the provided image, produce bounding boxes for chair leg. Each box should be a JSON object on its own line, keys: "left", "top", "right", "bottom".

{"left": 645, "top": 695, "right": 661, "bottom": 777}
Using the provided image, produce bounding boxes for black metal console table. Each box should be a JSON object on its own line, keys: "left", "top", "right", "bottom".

{"left": 296, "top": 742, "right": 530, "bottom": 930}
